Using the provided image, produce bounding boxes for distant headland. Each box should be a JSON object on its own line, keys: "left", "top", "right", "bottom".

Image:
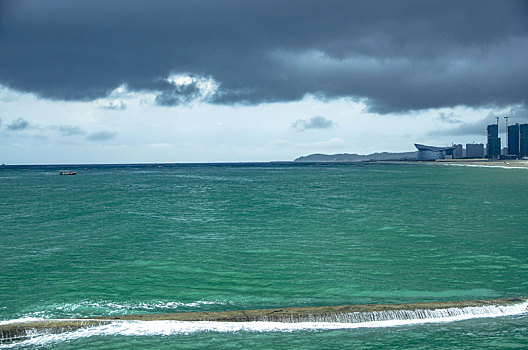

{"left": 294, "top": 151, "right": 417, "bottom": 162}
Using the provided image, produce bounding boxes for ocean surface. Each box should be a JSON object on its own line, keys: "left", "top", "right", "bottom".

{"left": 1, "top": 162, "right": 527, "bottom": 349}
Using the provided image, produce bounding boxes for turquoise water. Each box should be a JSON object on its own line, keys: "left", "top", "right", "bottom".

{"left": 1, "top": 163, "right": 527, "bottom": 348}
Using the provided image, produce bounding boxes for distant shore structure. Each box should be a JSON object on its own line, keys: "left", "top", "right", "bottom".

{"left": 490, "top": 118, "right": 528, "bottom": 159}
{"left": 295, "top": 118, "right": 527, "bottom": 163}
{"left": 487, "top": 123, "right": 501, "bottom": 159}
{"left": 415, "top": 118, "right": 528, "bottom": 161}
{"left": 466, "top": 143, "right": 484, "bottom": 158}
{"left": 414, "top": 144, "right": 457, "bottom": 161}
{"left": 507, "top": 123, "right": 528, "bottom": 158}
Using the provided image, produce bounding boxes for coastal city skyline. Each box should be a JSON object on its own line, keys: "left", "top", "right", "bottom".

{"left": 1, "top": 1, "right": 527, "bottom": 164}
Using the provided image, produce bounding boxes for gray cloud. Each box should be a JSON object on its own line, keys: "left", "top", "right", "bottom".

{"left": 87, "top": 131, "right": 117, "bottom": 141}
{"left": 55, "top": 125, "right": 86, "bottom": 136}
{"left": 509, "top": 105, "right": 528, "bottom": 121}
{"left": 155, "top": 83, "right": 201, "bottom": 106}
{"left": 430, "top": 106, "right": 528, "bottom": 137}
{"left": 0, "top": 0, "right": 527, "bottom": 113}
{"left": 431, "top": 118, "right": 494, "bottom": 137}
{"left": 7, "top": 117, "right": 30, "bottom": 131}
{"left": 97, "top": 100, "right": 126, "bottom": 110}
{"left": 292, "top": 116, "right": 334, "bottom": 131}
{"left": 435, "top": 112, "right": 462, "bottom": 124}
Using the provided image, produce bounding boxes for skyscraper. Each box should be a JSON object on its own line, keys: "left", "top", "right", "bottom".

{"left": 487, "top": 124, "right": 501, "bottom": 159}
{"left": 520, "top": 124, "right": 528, "bottom": 158}
{"left": 507, "top": 123, "right": 520, "bottom": 157}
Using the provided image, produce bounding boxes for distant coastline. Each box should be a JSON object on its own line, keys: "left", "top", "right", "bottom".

{"left": 294, "top": 152, "right": 528, "bottom": 168}
{"left": 294, "top": 151, "right": 417, "bottom": 162}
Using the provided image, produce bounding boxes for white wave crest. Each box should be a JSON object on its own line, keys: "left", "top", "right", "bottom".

{"left": 0, "top": 300, "right": 225, "bottom": 325}
{"left": 1, "top": 301, "right": 526, "bottom": 349}
{"left": 0, "top": 317, "right": 47, "bottom": 326}
{"left": 443, "top": 163, "right": 528, "bottom": 170}
{"left": 50, "top": 300, "right": 224, "bottom": 315}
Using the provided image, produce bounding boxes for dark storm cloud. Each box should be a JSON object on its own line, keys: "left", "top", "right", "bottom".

{"left": 0, "top": 0, "right": 527, "bottom": 113}
{"left": 87, "top": 131, "right": 117, "bottom": 141}
{"left": 7, "top": 117, "right": 30, "bottom": 131}
{"left": 292, "top": 116, "right": 334, "bottom": 131}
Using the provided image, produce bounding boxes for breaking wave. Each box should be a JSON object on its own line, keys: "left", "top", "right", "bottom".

{"left": 7, "top": 300, "right": 226, "bottom": 320}
{"left": 1, "top": 300, "right": 526, "bottom": 348}
{"left": 443, "top": 163, "right": 528, "bottom": 170}
{"left": 54, "top": 300, "right": 223, "bottom": 313}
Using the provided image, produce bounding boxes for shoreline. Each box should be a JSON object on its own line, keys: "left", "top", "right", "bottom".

{"left": 435, "top": 159, "right": 528, "bottom": 168}
{"left": 378, "top": 159, "right": 528, "bottom": 168}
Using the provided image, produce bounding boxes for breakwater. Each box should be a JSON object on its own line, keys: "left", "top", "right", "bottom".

{"left": 1, "top": 298, "right": 526, "bottom": 341}
{"left": 0, "top": 320, "right": 110, "bottom": 342}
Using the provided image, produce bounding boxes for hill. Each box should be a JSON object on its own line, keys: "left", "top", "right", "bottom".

{"left": 294, "top": 151, "right": 417, "bottom": 162}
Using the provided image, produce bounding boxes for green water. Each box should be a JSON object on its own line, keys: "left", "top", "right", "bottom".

{"left": 1, "top": 163, "right": 527, "bottom": 348}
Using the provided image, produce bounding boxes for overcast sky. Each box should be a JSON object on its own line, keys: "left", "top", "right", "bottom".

{"left": 1, "top": 0, "right": 527, "bottom": 164}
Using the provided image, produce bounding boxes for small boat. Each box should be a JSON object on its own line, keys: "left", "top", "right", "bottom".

{"left": 59, "top": 171, "right": 76, "bottom": 175}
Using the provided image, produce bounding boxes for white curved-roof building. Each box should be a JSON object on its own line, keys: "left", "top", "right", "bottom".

{"left": 414, "top": 144, "right": 457, "bottom": 161}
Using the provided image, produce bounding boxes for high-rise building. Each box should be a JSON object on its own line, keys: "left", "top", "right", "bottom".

{"left": 452, "top": 144, "right": 463, "bottom": 159}
{"left": 488, "top": 123, "right": 498, "bottom": 138}
{"left": 520, "top": 123, "right": 528, "bottom": 158}
{"left": 466, "top": 143, "right": 484, "bottom": 158}
{"left": 487, "top": 124, "right": 501, "bottom": 159}
{"left": 507, "top": 123, "right": 520, "bottom": 157}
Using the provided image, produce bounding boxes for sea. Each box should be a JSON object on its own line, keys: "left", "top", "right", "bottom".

{"left": 1, "top": 162, "right": 527, "bottom": 349}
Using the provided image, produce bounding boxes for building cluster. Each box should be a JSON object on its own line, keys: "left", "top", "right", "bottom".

{"left": 415, "top": 119, "right": 528, "bottom": 161}
{"left": 504, "top": 123, "right": 528, "bottom": 159}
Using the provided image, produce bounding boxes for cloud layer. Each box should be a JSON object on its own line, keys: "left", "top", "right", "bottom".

{"left": 292, "top": 116, "right": 334, "bottom": 131}
{"left": 0, "top": 0, "right": 527, "bottom": 113}
{"left": 430, "top": 105, "right": 528, "bottom": 137}
{"left": 7, "top": 117, "right": 30, "bottom": 131}
{"left": 86, "top": 131, "right": 117, "bottom": 141}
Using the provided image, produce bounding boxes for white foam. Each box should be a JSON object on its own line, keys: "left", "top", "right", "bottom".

{"left": 2, "top": 301, "right": 527, "bottom": 349}
{"left": 443, "top": 163, "right": 528, "bottom": 170}
{"left": 99, "top": 300, "right": 221, "bottom": 310}
{"left": 49, "top": 300, "right": 224, "bottom": 315}
{"left": 0, "top": 317, "right": 48, "bottom": 326}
